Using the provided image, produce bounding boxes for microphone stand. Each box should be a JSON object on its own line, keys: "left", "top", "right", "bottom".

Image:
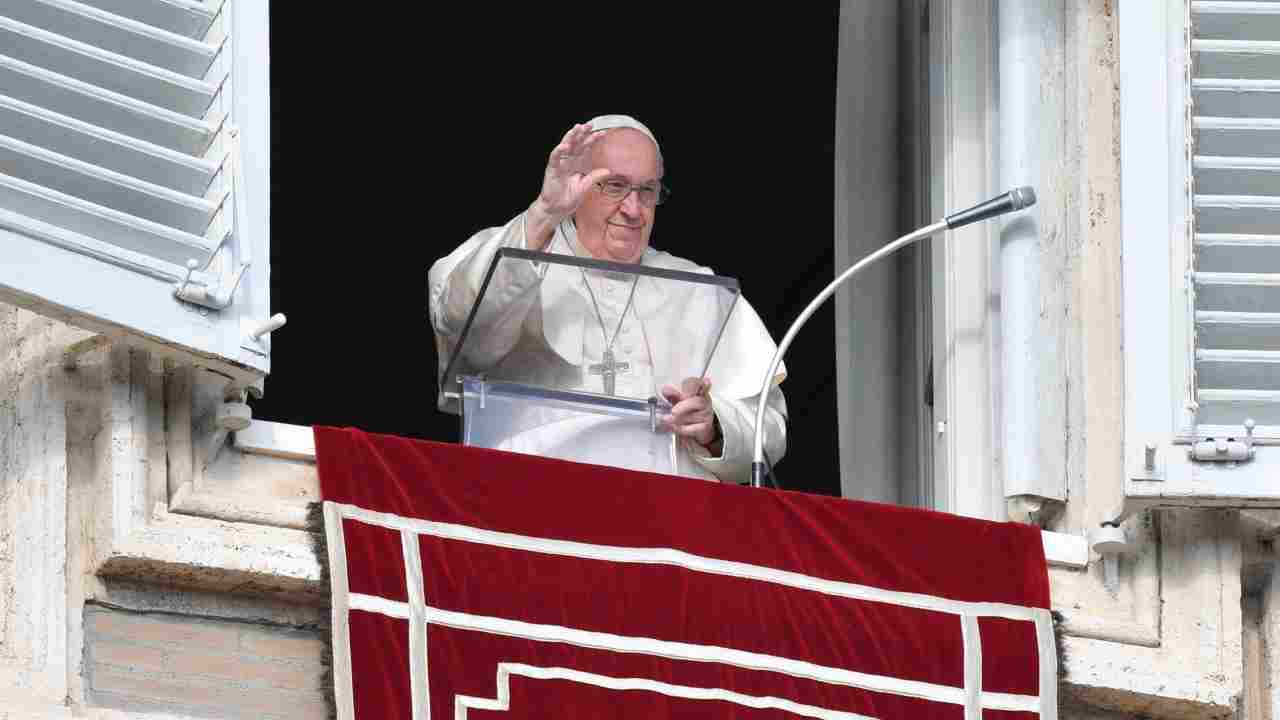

{"left": 749, "top": 187, "right": 1038, "bottom": 489}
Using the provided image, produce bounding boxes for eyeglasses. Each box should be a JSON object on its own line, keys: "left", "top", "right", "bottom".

{"left": 594, "top": 178, "right": 670, "bottom": 207}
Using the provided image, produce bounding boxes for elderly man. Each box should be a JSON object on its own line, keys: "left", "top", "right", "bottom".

{"left": 428, "top": 115, "right": 786, "bottom": 484}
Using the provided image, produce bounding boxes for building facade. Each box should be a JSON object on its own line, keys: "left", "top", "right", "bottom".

{"left": 0, "top": 0, "right": 1273, "bottom": 718}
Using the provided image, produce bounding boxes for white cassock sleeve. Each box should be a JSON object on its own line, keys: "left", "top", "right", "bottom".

{"left": 679, "top": 284, "right": 789, "bottom": 485}
{"left": 428, "top": 211, "right": 544, "bottom": 407}
{"left": 683, "top": 384, "right": 788, "bottom": 485}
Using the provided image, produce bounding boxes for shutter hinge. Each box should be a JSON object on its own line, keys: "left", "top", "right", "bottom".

{"left": 1189, "top": 419, "right": 1256, "bottom": 463}
{"left": 173, "top": 258, "right": 250, "bottom": 311}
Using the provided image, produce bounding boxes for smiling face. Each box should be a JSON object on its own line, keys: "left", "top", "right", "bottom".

{"left": 573, "top": 128, "right": 661, "bottom": 263}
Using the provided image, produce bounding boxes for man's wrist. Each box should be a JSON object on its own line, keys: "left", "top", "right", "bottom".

{"left": 526, "top": 200, "right": 560, "bottom": 251}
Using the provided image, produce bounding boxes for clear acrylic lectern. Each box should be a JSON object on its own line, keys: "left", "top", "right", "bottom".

{"left": 437, "top": 248, "right": 740, "bottom": 476}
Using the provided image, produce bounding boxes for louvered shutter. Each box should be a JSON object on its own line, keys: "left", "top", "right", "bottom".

{"left": 1123, "top": 0, "right": 1280, "bottom": 507}
{"left": 1192, "top": 2, "right": 1280, "bottom": 435}
{"left": 0, "top": 0, "right": 272, "bottom": 381}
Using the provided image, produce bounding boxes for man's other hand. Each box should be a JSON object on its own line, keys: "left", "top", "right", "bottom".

{"left": 660, "top": 377, "right": 722, "bottom": 454}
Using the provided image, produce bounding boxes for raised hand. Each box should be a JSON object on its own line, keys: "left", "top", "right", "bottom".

{"left": 540, "top": 123, "right": 610, "bottom": 217}
{"left": 526, "top": 123, "right": 611, "bottom": 250}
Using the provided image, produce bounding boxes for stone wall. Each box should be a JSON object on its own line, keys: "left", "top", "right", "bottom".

{"left": 84, "top": 605, "right": 325, "bottom": 719}
{"left": 0, "top": 304, "right": 328, "bottom": 718}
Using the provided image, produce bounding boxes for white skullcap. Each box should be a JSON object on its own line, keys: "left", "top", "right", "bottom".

{"left": 586, "top": 114, "right": 663, "bottom": 174}
{"left": 587, "top": 114, "right": 658, "bottom": 146}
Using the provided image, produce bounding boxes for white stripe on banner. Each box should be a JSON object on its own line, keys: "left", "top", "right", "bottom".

{"left": 347, "top": 592, "right": 1040, "bottom": 714}
{"left": 454, "top": 663, "right": 881, "bottom": 720}
{"left": 1037, "top": 605, "right": 1059, "bottom": 719}
{"left": 402, "top": 530, "right": 429, "bottom": 720}
{"left": 323, "top": 502, "right": 356, "bottom": 720}
{"left": 333, "top": 502, "right": 1045, "bottom": 623}
{"left": 350, "top": 591, "right": 409, "bottom": 619}
{"left": 961, "top": 615, "right": 982, "bottom": 720}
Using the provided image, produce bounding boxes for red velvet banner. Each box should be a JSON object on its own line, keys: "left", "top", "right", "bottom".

{"left": 315, "top": 426, "right": 1054, "bottom": 719}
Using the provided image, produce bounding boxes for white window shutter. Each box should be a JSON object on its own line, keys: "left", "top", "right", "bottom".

{"left": 1123, "top": 0, "right": 1280, "bottom": 508}
{"left": 1191, "top": 2, "right": 1280, "bottom": 433}
{"left": 0, "top": 0, "right": 272, "bottom": 383}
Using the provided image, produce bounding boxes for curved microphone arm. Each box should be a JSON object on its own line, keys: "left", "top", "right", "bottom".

{"left": 749, "top": 187, "right": 1037, "bottom": 489}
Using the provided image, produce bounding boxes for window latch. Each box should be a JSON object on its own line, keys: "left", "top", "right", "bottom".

{"left": 1189, "top": 419, "right": 1256, "bottom": 463}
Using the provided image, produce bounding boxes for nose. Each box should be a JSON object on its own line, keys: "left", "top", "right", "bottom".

{"left": 619, "top": 189, "right": 644, "bottom": 216}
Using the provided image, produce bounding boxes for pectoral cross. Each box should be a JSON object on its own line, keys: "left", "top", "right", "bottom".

{"left": 588, "top": 348, "right": 630, "bottom": 396}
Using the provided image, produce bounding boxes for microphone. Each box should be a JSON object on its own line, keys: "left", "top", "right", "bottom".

{"left": 749, "top": 187, "right": 1037, "bottom": 489}
{"left": 944, "top": 186, "right": 1037, "bottom": 230}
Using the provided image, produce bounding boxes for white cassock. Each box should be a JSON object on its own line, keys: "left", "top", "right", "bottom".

{"left": 428, "top": 210, "right": 788, "bottom": 484}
